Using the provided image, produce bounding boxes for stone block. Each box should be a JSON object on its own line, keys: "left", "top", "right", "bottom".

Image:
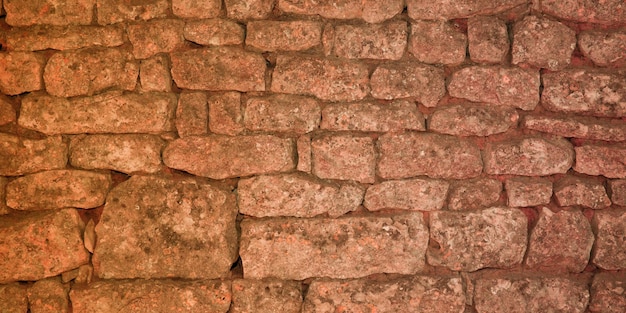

{"left": 589, "top": 273, "right": 626, "bottom": 313}
{"left": 173, "top": 0, "right": 221, "bottom": 18}
{"left": 409, "top": 20, "right": 467, "bottom": 65}
{"left": 244, "top": 94, "right": 321, "bottom": 134}
{"left": 429, "top": 104, "right": 518, "bottom": 137}
{"left": 28, "top": 277, "right": 69, "bottom": 313}
{"left": 4, "top": 0, "right": 93, "bottom": 26}
{"left": 407, "top": 0, "right": 527, "bottom": 20}
{"left": 0, "top": 97, "right": 15, "bottom": 126}
{"left": 574, "top": 144, "right": 626, "bottom": 178}
{"left": 176, "top": 92, "right": 208, "bottom": 137}
{"left": 311, "top": 135, "right": 376, "bottom": 183}
{"left": 184, "top": 19, "right": 245, "bottom": 46}
{"left": 231, "top": 279, "right": 302, "bottom": 313}
{"left": 522, "top": 114, "right": 626, "bottom": 142}
{"left": 370, "top": 62, "right": 445, "bottom": 107}
{"left": 0, "top": 52, "right": 44, "bottom": 95}
{"left": 483, "top": 137, "right": 574, "bottom": 176}
{"left": 247, "top": 20, "right": 322, "bottom": 51}
{"left": 0, "top": 134, "right": 67, "bottom": 176}
{"left": 0, "top": 283, "right": 27, "bottom": 312}
{"left": 208, "top": 92, "right": 244, "bottom": 135}
{"left": 278, "top": 0, "right": 403, "bottom": 22}
{"left": 321, "top": 100, "right": 425, "bottom": 132}
{"left": 554, "top": 176, "right": 611, "bottom": 209}
{"left": 330, "top": 21, "right": 407, "bottom": 60}
{"left": 127, "top": 19, "right": 185, "bottom": 59}
{"left": 609, "top": 179, "right": 626, "bottom": 206}
{"left": 140, "top": 54, "right": 171, "bottom": 92}
{"left": 364, "top": 178, "right": 448, "bottom": 212}
{"left": 297, "top": 135, "right": 311, "bottom": 172}
{"left": 505, "top": 177, "right": 552, "bottom": 207}
{"left": 512, "top": 15, "right": 576, "bottom": 70}
{"left": 539, "top": 0, "right": 626, "bottom": 24}
{"left": 6, "top": 25, "right": 124, "bottom": 51}
{"left": 448, "top": 178, "right": 502, "bottom": 211}
{"left": 579, "top": 31, "right": 626, "bottom": 66}
{"left": 592, "top": 209, "right": 626, "bottom": 270}
{"left": 225, "top": 0, "right": 275, "bottom": 20}
{"left": 96, "top": 0, "right": 168, "bottom": 24}
{"left": 468, "top": 16, "right": 509, "bottom": 64}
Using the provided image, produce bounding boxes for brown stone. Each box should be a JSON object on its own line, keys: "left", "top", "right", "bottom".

{"left": 0, "top": 177, "right": 9, "bottom": 215}
{"left": 609, "top": 179, "right": 626, "bottom": 206}
{"left": 0, "top": 134, "right": 67, "bottom": 176}
{"left": 271, "top": 55, "right": 369, "bottom": 102}
{"left": 303, "top": 276, "right": 465, "bottom": 312}
{"left": 171, "top": 47, "right": 266, "bottom": 92}
{"left": 429, "top": 104, "right": 518, "bottom": 137}
{"left": 579, "top": 31, "right": 626, "bottom": 66}
{"left": 43, "top": 48, "right": 138, "bottom": 97}
{"left": 483, "top": 137, "right": 574, "bottom": 176}
{"left": 176, "top": 92, "right": 208, "bottom": 137}
{"left": 0, "top": 52, "right": 44, "bottom": 95}
{"left": 364, "top": 178, "right": 449, "bottom": 212}
{"left": 225, "top": 0, "right": 274, "bottom": 20}
{"left": 331, "top": 21, "right": 407, "bottom": 60}
{"left": 512, "top": 16, "right": 576, "bottom": 70}
{"left": 505, "top": 177, "right": 553, "bottom": 207}
{"left": 70, "top": 280, "right": 231, "bottom": 313}
{"left": 0, "top": 97, "right": 16, "bottom": 126}
{"left": 0, "top": 283, "right": 27, "bottom": 313}
{"left": 428, "top": 207, "right": 527, "bottom": 271}
{"left": 592, "top": 209, "right": 626, "bottom": 270}
{"left": 370, "top": 62, "right": 445, "bottom": 107}
{"left": 6, "top": 170, "right": 111, "bottom": 211}
{"left": 208, "top": 92, "right": 244, "bottom": 135}
{"left": 70, "top": 134, "right": 164, "bottom": 174}
{"left": 173, "top": 0, "right": 221, "bottom": 19}
{"left": 311, "top": 135, "right": 375, "bottom": 183}
{"left": 19, "top": 91, "right": 176, "bottom": 135}
{"left": 360, "top": 0, "right": 404, "bottom": 23}
{"left": 554, "top": 176, "right": 611, "bottom": 209}
{"left": 127, "top": 19, "right": 185, "bottom": 59}
{"left": 574, "top": 144, "right": 626, "bottom": 178}
{"left": 184, "top": 19, "right": 245, "bottom": 46}
{"left": 93, "top": 176, "right": 238, "bottom": 279}
{"left": 240, "top": 213, "right": 428, "bottom": 279}
{"left": 247, "top": 20, "right": 322, "bottom": 52}
{"left": 377, "top": 132, "right": 483, "bottom": 180}
{"left": 74, "top": 264, "right": 93, "bottom": 285}
{"left": 232, "top": 280, "right": 302, "bottom": 313}
{"left": 238, "top": 173, "right": 364, "bottom": 218}
{"left": 409, "top": 20, "right": 467, "bottom": 65}
{"left": 6, "top": 25, "right": 124, "bottom": 51}
{"left": 278, "top": 0, "right": 402, "bottom": 22}
{"left": 407, "top": 0, "right": 527, "bottom": 20}
{"left": 28, "top": 277, "right": 69, "bottom": 313}
{"left": 523, "top": 114, "right": 626, "bottom": 142}
{"left": 468, "top": 16, "right": 509, "bottom": 64}
{"left": 0, "top": 209, "right": 90, "bottom": 283}
{"left": 448, "top": 178, "right": 502, "bottom": 211}
{"left": 539, "top": 0, "right": 626, "bottom": 24}
{"left": 297, "top": 135, "right": 311, "bottom": 172}
{"left": 449, "top": 66, "right": 540, "bottom": 111}
{"left": 589, "top": 273, "right": 626, "bottom": 313}
{"left": 4, "top": 0, "right": 93, "bottom": 26}
{"left": 140, "top": 54, "right": 172, "bottom": 92}
{"left": 244, "top": 94, "right": 321, "bottom": 134}
{"left": 163, "top": 135, "right": 295, "bottom": 179}
{"left": 321, "top": 100, "right": 425, "bottom": 132}
{"left": 96, "top": 0, "right": 168, "bottom": 24}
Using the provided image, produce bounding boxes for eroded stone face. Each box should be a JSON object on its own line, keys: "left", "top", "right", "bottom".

{"left": 0, "top": 283, "right": 27, "bottom": 312}
{"left": 0, "top": 134, "right": 67, "bottom": 176}
{"left": 609, "top": 179, "right": 626, "bottom": 206}
{"left": 589, "top": 273, "right": 626, "bottom": 313}
{"left": 330, "top": 21, "right": 407, "bottom": 60}
{"left": 579, "top": 31, "right": 626, "bottom": 67}
{"left": 429, "top": 104, "right": 518, "bottom": 137}
{"left": 370, "top": 62, "right": 445, "bottom": 107}
{"left": 512, "top": 15, "right": 576, "bottom": 70}
{"left": 468, "top": 16, "right": 509, "bottom": 64}
{"left": 96, "top": 0, "right": 169, "bottom": 24}
{"left": 176, "top": 92, "right": 208, "bottom": 138}
{"left": 140, "top": 54, "right": 172, "bottom": 92}
{"left": 483, "top": 137, "right": 574, "bottom": 176}
{"left": 592, "top": 209, "right": 626, "bottom": 270}
{"left": 447, "top": 178, "right": 502, "bottom": 211}
{"left": 574, "top": 144, "right": 626, "bottom": 178}
{"left": 364, "top": 178, "right": 449, "bottom": 212}
{"left": 554, "top": 176, "right": 611, "bottom": 209}
{"left": 225, "top": 0, "right": 275, "bottom": 20}
{"left": 407, "top": 0, "right": 527, "bottom": 20}
{"left": 0, "top": 52, "right": 44, "bottom": 95}
{"left": 173, "top": 0, "right": 221, "bottom": 18}
{"left": 505, "top": 177, "right": 553, "bottom": 207}
{"left": 127, "top": 19, "right": 185, "bottom": 59}
{"left": 247, "top": 20, "right": 322, "bottom": 52}
{"left": 244, "top": 94, "right": 321, "bottom": 134}
{"left": 0, "top": 178, "right": 9, "bottom": 215}
{"left": 311, "top": 135, "right": 376, "bottom": 183}
{"left": 0, "top": 97, "right": 16, "bottom": 126}
{"left": 321, "top": 100, "right": 425, "bottom": 132}
{"left": 231, "top": 279, "right": 302, "bottom": 313}
{"left": 6, "top": 25, "right": 124, "bottom": 51}
{"left": 522, "top": 114, "right": 626, "bottom": 142}
{"left": 278, "top": 0, "right": 402, "bottom": 22}
{"left": 4, "top": 0, "right": 94, "bottom": 26}
{"left": 28, "top": 277, "right": 70, "bottom": 313}
{"left": 539, "top": 0, "right": 626, "bottom": 24}
{"left": 184, "top": 19, "right": 245, "bottom": 46}
{"left": 409, "top": 20, "right": 467, "bottom": 65}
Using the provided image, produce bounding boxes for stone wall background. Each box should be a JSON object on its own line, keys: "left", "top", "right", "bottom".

{"left": 0, "top": 0, "right": 625, "bottom": 312}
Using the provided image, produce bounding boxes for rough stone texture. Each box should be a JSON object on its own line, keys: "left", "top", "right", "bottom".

{"left": 70, "top": 134, "right": 164, "bottom": 174}
{"left": 140, "top": 54, "right": 171, "bottom": 92}
{"left": 238, "top": 173, "right": 364, "bottom": 218}
{"left": 321, "top": 100, "right": 425, "bottom": 132}
{"left": 0, "top": 177, "right": 9, "bottom": 215}
{"left": 0, "top": 134, "right": 67, "bottom": 176}
{"left": 364, "top": 178, "right": 449, "bottom": 212}
{"left": 303, "top": 276, "right": 466, "bottom": 313}
{"left": 4, "top": 0, "right": 93, "bottom": 26}
{"left": 407, "top": 0, "right": 527, "bottom": 20}
{"left": 0, "top": 209, "right": 90, "bottom": 283}
{"left": 370, "top": 62, "right": 445, "bottom": 107}
{"left": 311, "top": 135, "right": 376, "bottom": 183}
{"left": 43, "top": 48, "right": 138, "bottom": 97}
{"left": 539, "top": 0, "right": 626, "bottom": 24}
{"left": 0, "top": 97, "right": 16, "bottom": 125}
{"left": 208, "top": 92, "right": 244, "bottom": 135}
{"left": 176, "top": 92, "right": 208, "bottom": 137}
{"left": 19, "top": 91, "right": 176, "bottom": 135}
{"left": 330, "top": 21, "right": 407, "bottom": 60}
{"left": 93, "top": 176, "right": 238, "bottom": 279}
{"left": 247, "top": 20, "right": 322, "bottom": 52}
{"left": 28, "top": 277, "right": 70, "bottom": 313}
{"left": 231, "top": 279, "right": 302, "bottom": 313}
{"left": 474, "top": 277, "right": 590, "bottom": 313}
{"left": 574, "top": 144, "right": 626, "bottom": 178}
{"left": 244, "top": 94, "right": 321, "bottom": 134}
{"left": 6, "top": 170, "right": 111, "bottom": 211}
{"left": 240, "top": 213, "right": 429, "bottom": 279}
{"left": 589, "top": 273, "right": 626, "bottom": 313}
{"left": 448, "top": 178, "right": 502, "bottom": 211}
{"left": 184, "top": 19, "right": 245, "bottom": 46}
{"left": 0, "top": 283, "right": 28, "bottom": 313}
{"left": 5, "top": 25, "right": 124, "bottom": 51}
{"left": 377, "top": 132, "right": 483, "bottom": 180}
{"left": 554, "top": 176, "right": 611, "bottom": 209}
{"left": 0, "top": 52, "right": 44, "bottom": 95}
{"left": 483, "top": 137, "right": 574, "bottom": 176}
{"left": 592, "top": 209, "right": 626, "bottom": 270}
{"left": 526, "top": 208, "right": 594, "bottom": 272}
{"left": 505, "top": 177, "right": 553, "bottom": 207}
{"left": 70, "top": 280, "right": 231, "bottom": 313}
{"left": 522, "top": 114, "right": 626, "bottom": 142}
{"left": 429, "top": 104, "right": 518, "bottom": 137}
{"left": 579, "top": 31, "right": 626, "bottom": 67}
{"left": 163, "top": 135, "right": 295, "bottom": 179}
{"left": 278, "top": 0, "right": 403, "bottom": 22}
{"left": 609, "top": 179, "right": 626, "bottom": 206}
{"left": 468, "top": 16, "right": 509, "bottom": 64}
{"left": 272, "top": 55, "right": 369, "bottom": 102}
{"left": 225, "top": 0, "right": 275, "bottom": 20}
{"left": 96, "top": 0, "right": 168, "bottom": 24}
{"left": 127, "top": 19, "right": 185, "bottom": 59}
{"left": 448, "top": 66, "right": 540, "bottom": 111}
{"left": 297, "top": 135, "right": 311, "bottom": 172}
{"left": 512, "top": 16, "right": 576, "bottom": 71}
{"left": 173, "top": 0, "right": 221, "bottom": 19}
{"left": 171, "top": 47, "right": 266, "bottom": 92}
{"left": 541, "top": 70, "right": 626, "bottom": 118}
{"left": 409, "top": 20, "right": 467, "bottom": 65}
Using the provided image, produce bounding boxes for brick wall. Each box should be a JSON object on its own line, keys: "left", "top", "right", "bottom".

{"left": 0, "top": 0, "right": 625, "bottom": 312}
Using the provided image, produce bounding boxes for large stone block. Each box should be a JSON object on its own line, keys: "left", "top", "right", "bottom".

{"left": 0, "top": 134, "right": 67, "bottom": 176}
{"left": 278, "top": 0, "right": 403, "bottom": 22}
{"left": 6, "top": 25, "right": 124, "bottom": 51}
{"left": 589, "top": 273, "right": 626, "bottom": 313}
{"left": 364, "top": 178, "right": 449, "bottom": 212}
{"left": 244, "top": 94, "right": 321, "bottom": 134}
{"left": 447, "top": 177, "right": 502, "bottom": 211}
{"left": 127, "top": 19, "right": 185, "bottom": 59}
{"left": 579, "top": 30, "right": 626, "bottom": 67}
{"left": 523, "top": 114, "right": 626, "bottom": 142}
{"left": 592, "top": 209, "right": 626, "bottom": 270}
{"left": 370, "top": 62, "right": 445, "bottom": 107}
{"left": 468, "top": 16, "right": 509, "bottom": 64}
{"left": 0, "top": 52, "right": 44, "bottom": 95}
{"left": 4, "top": 0, "right": 93, "bottom": 26}
{"left": 247, "top": 20, "right": 322, "bottom": 52}
{"left": 483, "top": 137, "right": 574, "bottom": 176}
{"left": 184, "top": 19, "right": 245, "bottom": 46}
{"left": 407, "top": 0, "right": 527, "bottom": 20}
{"left": 176, "top": 92, "right": 208, "bottom": 138}
{"left": 96, "top": 0, "right": 168, "bottom": 24}
{"left": 231, "top": 279, "right": 302, "bottom": 313}
{"left": 311, "top": 135, "right": 375, "bottom": 183}
{"left": 225, "top": 0, "right": 275, "bottom": 20}
{"left": 512, "top": 16, "right": 576, "bottom": 70}
{"left": 329, "top": 21, "right": 407, "bottom": 60}
{"left": 173, "top": 0, "right": 221, "bottom": 18}
{"left": 409, "top": 20, "right": 467, "bottom": 65}
{"left": 28, "top": 277, "right": 70, "bottom": 313}
{"left": 429, "top": 104, "right": 518, "bottom": 137}
{"left": 574, "top": 144, "right": 626, "bottom": 178}
{"left": 609, "top": 179, "right": 626, "bottom": 206}
{"left": 505, "top": 177, "right": 552, "bottom": 207}
{"left": 539, "top": 0, "right": 626, "bottom": 24}
{"left": 554, "top": 176, "right": 611, "bottom": 209}
{"left": 321, "top": 100, "right": 425, "bottom": 132}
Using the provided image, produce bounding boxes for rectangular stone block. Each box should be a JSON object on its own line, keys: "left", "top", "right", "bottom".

{"left": 429, "top": 104, "right": 518, "bottom": 136}
{"left": 244, "top": 94, "right": 321, "bottom": 134}
{"left": 539, "top": 0, "right": 626, "bottom": 24}
{"left": 96, "top": 0, "right": 168, "bottom": 24}
{"left": 468, "top": 16, "right": 509, "bottom": 64}
{"left": 240, "top": 213, "right": 429, "bottom": 279}
{"left": 330, "top": 20, "right": 407, "bottom": 60}
{"left": 176, "top": 92, "right": 208, "bottom": 138}
{"left": 311, "top": 135, "right": 376, "bottom": 183}
{"left": 231, "top": 279, "right": 302, "bottom": 313}
{"left": 128, "top": 19, "right": 185, "bottom": 59}
{"left": 4, "top": 0, "right": 93, "bottom": 26}
{"left": 579, "top": 30, "right": 626, "bottom": 67}
{"left": 409, "top": 20, "right": 467, "bottom": 65}
{"left": 609, "top": 179, "right": 626, "bottom": 206}
{"left": 592, "top": 209, "right": 626, "bottom": 270}
{"left": 278, "top": 0, "right": 403, "bottom": 22}
{"left": 523, "top": 114, "right": 626, "bottom": 142}
{"left": 321, "top": 100, "right": 425, "bottom": 132}
{"left": 505, "top": 177, "right": 553, "bottom": 207}
{"left": 512, "top": 16, "right": 576, "bottom": 71}
{"left": 554, "top": 176, "right": 611, "bottom": 209}
{"left": 6, "top": 25, "right": 124, "bottom": 51}
{"left": 184, "top": 19, "right": 244, "bottom": 46}
{"left": 574, "top": 144, "right": 626, "bottom": 178}
{"left": 0, "top": 134, "right": 67, "bottom": 176}
{"left": 407, "top": 0, "right": 527, "bottom": 20}
{"left": 0, "top": 283, "right": 27, "bottom": 312}
{"left": 483, "top": 137, "right": 574, "bottom": 176}
{"left": 448, "top": 177, "right": 502, "bottom": 211}
{"left": 208, "top": 92, "right": 244, "bottom": 135}
{"left": 370, "top": 62, "right": 445, "bottom": 107}
{"left": 0, "top": 52, "right": 44, "bottom": 95}
{"left": 173, "top": 0, "right": 221, "bottom": 19}
{"left": 28, "top": 277, "right": 70, "bottom": 313}
{"left": 140, "top": 54, "right": 172, "bottom": 92}
{"left": 247, "top": 20, "right": 322, "bottom": 51}
{"left": 589, "top": 273, "right": 626, "bottom": 313}
{"left": 364, "top": 178, "right": 449, "bottom": 212}
{"left": 226, "top": 0, "right": 274, "bottom": 20}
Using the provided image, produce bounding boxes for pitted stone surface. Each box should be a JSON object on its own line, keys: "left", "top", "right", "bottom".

{"left": 512, "top": 15, "right": 576, "bottom": 71}
{"left": 409, "top": 20, "right": 467, "bottom": 65}
{"left": 6, "top": 25, "right": 124, "bottom": 51}
{"left": 28, "top": 277, "right": 70, "bottom": 313}
{"left": 364, "top": 178, "right": 449, "bottom": 212}
{"left": 247, "top": 20, "right": 322, "bottom": 52}
{"left": 96, "top": 0, "right": 168, "bottom": 24}
{"left": 554, "top": 176, "right": 611, "bottom": 209}
{"left": 505, "top": 177, "right": 553, "bottom": 207}
{"left": 176, "top": 92, "right": 208, "bottom": 138}
{"left": 225, "top": 0, "right": 275, "bottom": 20}
{"left": 311, "top": 135, "right": 376, "bottom": 183}
{"left": 468, "top": 16, "right": 509, "bottom": 64}
{"left": 173, "top": 0, "right": 221, "bottom": 19}
{"left": 574, "top": 144, "right": 626, "bottom": 178}
{"left": 448, "top": 178, "right": 502, "bottom": 211}
{"left": 231, "top": 279, "right": 302, "bottom": 313}
{"left": 184, "top": 19, "right": 245, "bottom": 46}
{"left": 592, "top": 209, "right": 626, "bottom": 270}
{"left": 244, "top": 94, "right": 321, "bottom": 134}
{"left": 407, "top": 0, "right": 528, "bottom": 20}
{"left": 429, "top": 104, "right": 518, "bottom": 136}
{"left": 523, "top": 114, "right": 626, "bottom": 142}
{"left": 278, "top": 0, "right": 403, "bottom": 22}
{"left": 0, "top": 134, "right": 67, "bottom": 176}
{"left": 609, "top": 179, "right": 626, "bottom": 206}
{"left": 539, "top": 0, "right": 626, "bottom": 24}
{"left": 321, "top": 100, "right": 425, "bottom": 132}
{"left": 140, "top": 54, "right": 172, "bottom": 92}
{"left": 0, "top": 283, "right": 27, "bottom": 312}
{"left": 589, "top": 273, "right": 626, "bottom": 313}
{"left": 4, "top": 0, "right": 93, "bottom": 26}
{"left": 331, "top": 21, "right": 407, "bottom": 60}
{"left": 0, "top": 52, "right": 44, "bottom": 95}
{"left": 483, "top": 137, "right": 574, "bottom": 176}
{"left": 208, "top": 92, "right": 244, "bottom": 135}
{"left": 127, "top": 19, "right": 185, "bottom": 59}
{"left": 579, "top": 31, "right": 626, "bottom": 66}
{"left": 370, "top": 62, "right": 445, "bottom": 107}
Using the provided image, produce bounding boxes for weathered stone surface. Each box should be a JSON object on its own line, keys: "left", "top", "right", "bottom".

{"left": 171, "top": 47, "right": 266, "bottom": 92}
{"left": 272, "top": 55, "right": 369, "bottom": 102}
{"left": 409, "top": 20, "right": 467, "bottom": 65}
{"left": 429, "top": 104, "right": 518, "bottom": 137}
{"left": 541, "top": 70, "right": 626, "bottom": 117}
{"left": 539, "top": 0, "right": 626, "bottom": 24}
{"left": 449, "top": 66, "right": 540, "bottom": 111}
{"left": 609, "top": 179, "right": 626, "bottom": 206}
{"left": 0, "top": 209, "right": 90, "bottom": 283}
{"left": 225, "top": 0, "right": 274, "bottom": 20}
{"left": 321, "top": 100, "right": 425, "bottom": 132}
{"left": 574, "top": 144, "right": 626, "bottom": 178}
{"left": 330, "top": 21, "right": 407, "bottom": 60}
{"left": 468, "top": 16, "right": 509, "bottom": 64}
{"left": 173, "top": 0, "right": 221, "bottom": 18}
{"left": 592, "top": 209, "right": 626, "bottom": 270}
{"left": 512, "top": 16, "right": 576, "bottom": 70}
{"left": 579, "top": 31, "right": 626, "bottom": 67}
{"left": 28, "top": 277, "right": 69, "bottom": 313}
{"left": 0, "top": 283, "right": 27, "bottom": 313}
{"left": 140, "top": 54, "right": 171, "bottom": 92}
{"left": 96, "top": 0, "right": 168, "bottom": 24}
{"left": 370, "top": 62, "right": 445, "bottom": 107}
{"left": 505, "top": 177, "right": 553, "bottom": 207}
{"left": 70, "top": 134, "right": 164, "bottom": 174}
{"left": 238, "top": 173, "right": 364, "bottom": 218}
{"left": 93, "top": 176, "right": 238, "bottom": 279}
{"left": 71, "top": 280, "right": 231, "bottom": 313}
{"left": 589, "top": 273, "right": 626, "bottom": 313}
{"left": 311, "top": 135, "right": 375, "bottom": 183}
{"left": 184, "top": 19, "right": 245, "bottom": 46}
{"left": 448, "top": 178, "right": 502, "bottom": 211}
{"left": 378, "top": 132, "right": 483, "bottom": 180}
{"left": 0, "top": 52, "right": 44, "bottom": 95}
{"left": 232, "top": 279, "right": 302, "bottom": 313}
{"left": 6, "top": 25, "right": 124, "bottom": 51}
{"left": 297, "top": 135, "right": 311, "bottom": 172}
{"left": 407, "top": 0, "right": 527, "bottom": 20}
{"left": 303, "top": 276, "right": 465, "bottom": 313}
{"left": 278, "top": 0, "right": 403, "bottom": 22}
{"left": 19, "top": 91, "right": 176, "bottom": 135}
{"left": 0, "top": 97, "right": 16, "bottom": 125}
{"left": 176, "top": 92, "right": 208, "bottom": 137}
{"left": 208, "top": 92, "right": 244, "bottom": 135}
{"left": 554, "top": 176, "right": 611, "bottom": 209}
{"left": 523, "top": 114, "right": 626, "bottom": 142}
{"left": 6, "top": 170, "right": 111, "bottom": 211}
{"left": 240, "top": 213, "right": 429, "bottom": 279}
{"left": 474, "top": 277, "right": 589, "bottom": 313}
{"left": 43, "top": 48, "right": 138, "bottom": 97}
{"left": 0, "top": 178, "right": 9, "bottom": 215}
{"left": 164, "top": 135, "right": 295, "bottom": 179}
{"left": 364, "top": 178, "right": 449, "bottom": 212}
{"left": 244, "top": 94, "right": 321, "bottom": 134}
{"left": 4, "top": 0, "right": 93, "bottom": 26}
{"left": 483, "top": 137, "right": 574, "bottom": 176}
{"left": 128, "top": 19, "right": 185, "bottom": 59}
{"left": 0, "top": 134, "right": 67, "bottom": 176}
{"left": 247, "top": 20, "right": 322, "bottom": 52}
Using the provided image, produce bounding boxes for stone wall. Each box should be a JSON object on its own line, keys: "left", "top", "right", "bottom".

{"left": 0, "top": 0, "right": 625, "bottom": 312}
